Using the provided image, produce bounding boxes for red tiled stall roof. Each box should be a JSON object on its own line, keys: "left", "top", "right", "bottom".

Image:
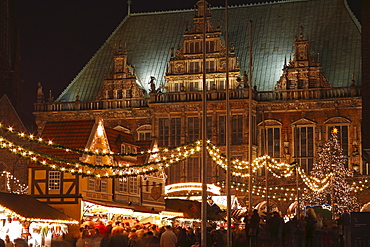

{"left": 0, "top": 192, "right": 77, "bottom": 223}
{"left": 31, "top": 120, "right": 96, "bottom": 165}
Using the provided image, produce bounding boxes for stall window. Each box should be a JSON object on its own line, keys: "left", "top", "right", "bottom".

{"left": 49, "top": 171, "right": 61, "bottom": 190}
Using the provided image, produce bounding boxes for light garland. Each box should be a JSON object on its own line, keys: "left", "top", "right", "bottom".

{"left": 216, "top": 181, "right": 302, "bottom": 201}
{"left": 0, "top": 136, "right": 201, "bottom": 178}
{"left": 0, "top": 124, "right": 361, "bottom": 195}
{"left": 0, "top": 171, "right": 28, "bottom": 194}
{"left": 0, "top": 205, "right": 78, "bottom": 224}
{"left": 352, "top": 179, "right": 370, "bottom": 192}
{"left": 0, "top": 123, "right": 196, "bottom": 157}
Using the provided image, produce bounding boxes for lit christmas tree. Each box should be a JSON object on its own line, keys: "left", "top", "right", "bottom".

{"left": 302, "top": 128, "right": 359, "bottom": 215}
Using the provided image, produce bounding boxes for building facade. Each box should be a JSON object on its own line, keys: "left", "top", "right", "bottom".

{"left": 32, "top": 0, "right": 364, "bottom": 209}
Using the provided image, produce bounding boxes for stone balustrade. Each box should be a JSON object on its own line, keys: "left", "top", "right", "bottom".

{"left": 34, "top": 86, "right": 361, "bottom": 112}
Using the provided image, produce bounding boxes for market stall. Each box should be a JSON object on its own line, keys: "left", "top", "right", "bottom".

{"left": 82, "top": 200, "right": 165, "bottom": 227}
{"left": 0, "top": 192, "right": 78, "bottom": 246}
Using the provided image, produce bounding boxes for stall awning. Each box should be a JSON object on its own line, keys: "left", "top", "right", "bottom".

{"left": 84, "top": 199, "right": 159, "bottom": 214}
{"left": 165, "top": 199, "right": 225, "bottom": 221}
{"left": 0, "top": 192, "right": 78, "bottom": 224}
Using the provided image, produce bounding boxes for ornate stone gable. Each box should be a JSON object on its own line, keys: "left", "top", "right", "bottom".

{"left": 275, "top": 26, "right": 330, "bottom": 91}
{"left": 165, "top": 0, "right": 240, "bottom": 93}
{"left": 96, "top": 43, "right": 144, "bottom": 100}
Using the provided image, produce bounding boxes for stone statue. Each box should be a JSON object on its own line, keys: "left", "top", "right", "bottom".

{"left": 149, "top": 76, "right": 157, "bottom": 93}
{"left": 37, "top": 82, "right": 44, "bottom": 103}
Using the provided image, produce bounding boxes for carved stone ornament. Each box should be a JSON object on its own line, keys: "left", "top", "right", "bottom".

{"left": 151, "top": 186, "right": 162, "bottom": 201}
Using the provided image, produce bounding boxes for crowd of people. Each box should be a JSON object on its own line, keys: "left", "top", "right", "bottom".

{"left": 239, "top": 208, "right": 352, "bottom": 247}
{"left": 74, "top": 220, "right": 201, "bottom": 247}
{"left": 70, "top": 207, "right": 351, "bottom": 247}
{"left": 0, "top": 207, "right": 352, "bottom": 247}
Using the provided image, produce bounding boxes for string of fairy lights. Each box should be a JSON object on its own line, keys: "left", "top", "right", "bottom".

{"left": 216, "top": 181, "right": 304, "bottom": 201}
{"left": 0, "top": 124, "right": 351, "bottom": 191}
{"left": 0, "top": 135, "right": 202, "bottom": 178}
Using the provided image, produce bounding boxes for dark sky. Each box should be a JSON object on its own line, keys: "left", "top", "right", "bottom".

{"left": 15, "top": 0, "right": 360, "bottom": 120}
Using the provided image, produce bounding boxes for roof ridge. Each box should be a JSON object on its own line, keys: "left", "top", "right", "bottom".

{"left": 344, "top": 0, "right": 361, "bottom": 32}
{"left": 129, "top": 0, "right": 306, "bottom": 16}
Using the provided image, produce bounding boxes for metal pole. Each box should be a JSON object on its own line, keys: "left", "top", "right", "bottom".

{"left": 263, "top": 111, "right": 269, "bottom": 215}
{"left": 248, "top": 20, "right": 253, "bottom": 213}
{"left": 296, "top": 164, "right": 300, "bottom": 220}
{"left": 201, "top": 1, "right": 208, "bottom": 247}
{"left": 225, "top": 1, "right": 232, "bottom": 246}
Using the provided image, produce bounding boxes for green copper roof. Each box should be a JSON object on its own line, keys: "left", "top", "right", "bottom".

{"left": 57, "top": 0, "right": 361, "bottom": 102}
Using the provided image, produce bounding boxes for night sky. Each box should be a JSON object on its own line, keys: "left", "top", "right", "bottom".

{"left": 15, "top": 0, "right": 361, "bottom": 120}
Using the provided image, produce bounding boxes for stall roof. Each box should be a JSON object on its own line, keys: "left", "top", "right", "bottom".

{"left": 84, "top": 199, "right": 159, "bottom": 214}
{"left": 165, "top": 199, "right": 225, "bottom": 221}
{"left": 0, "top": 192, "right": 78, "bottom": 224}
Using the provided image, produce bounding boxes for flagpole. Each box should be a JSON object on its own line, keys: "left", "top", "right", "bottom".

{"left": 225, "top": 0, "right": 232, "bottom": 246}
{"left": 248, "top": 20, "right": 253, "bottom": 213}
{"left": 201, "top": 1, "right": 208, "bottom": 247}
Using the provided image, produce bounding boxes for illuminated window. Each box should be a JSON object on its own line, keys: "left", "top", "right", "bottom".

{"left": 139, "top": 132, "right": 151, "bottom": 141}
{"left": 294, "top": 126, "right": 314, "bottom": 172}
{"left": 129, "top": 177, "right": 138, "bottom": 194}
{"left": 88, "top": 178, "right": 108, "bottom": 192}
{"left": 170, "top": 118, "right": 181, "bottom": 146}
{"left": 174, "top": 82, "right": 184, "bottom": 92}
{"left": 219, "top": 80, "right": 225, "bottom": 90}
{"left": 206, "top": 40, "right": 215, "bottom": 52}
{"left": 232, "top": 115, "right": 243, "bottom": 145}
{"left": 188, "top": 117, "right": 200, "bottom": 142}
{"left": 158, "top": 118, "right": 169, "bottom": 147}
{"left": 137, "top": 124, "right": 152, "bottom": 141}
{"left": 207, "top": 116, "right": 212, "bottom": 140}
{"left": 187, "top": 157, "right": 200, "bottom": 182}
{"left": 189, "top": 41, "right": 201, "bottom": 53}
{"left": 189, "top": 81, "right": 199, "bottom": 91}
{"left": 218, "top": 116, "right": 226, "bottom": 145}
{"left": 48, "top": 171, "right": 60, "bottom": 190}
{"left": 190, "top": 62, "right": 200, "bottom": 73}
{"left": 206, "top": 61, "right": 215, "bottom": 72}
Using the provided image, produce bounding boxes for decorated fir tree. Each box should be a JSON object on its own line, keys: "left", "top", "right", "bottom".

{"left": 303, "top": 128, "right": 359, "bottom": 215}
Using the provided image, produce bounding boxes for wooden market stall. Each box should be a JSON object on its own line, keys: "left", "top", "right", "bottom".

{"left": 0, "top": 192, "right": 78, "bottom": 246}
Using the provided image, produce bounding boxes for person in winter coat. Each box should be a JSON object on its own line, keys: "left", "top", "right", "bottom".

{"left": 160, "top": 226, "right": 177, "bottom": 247}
